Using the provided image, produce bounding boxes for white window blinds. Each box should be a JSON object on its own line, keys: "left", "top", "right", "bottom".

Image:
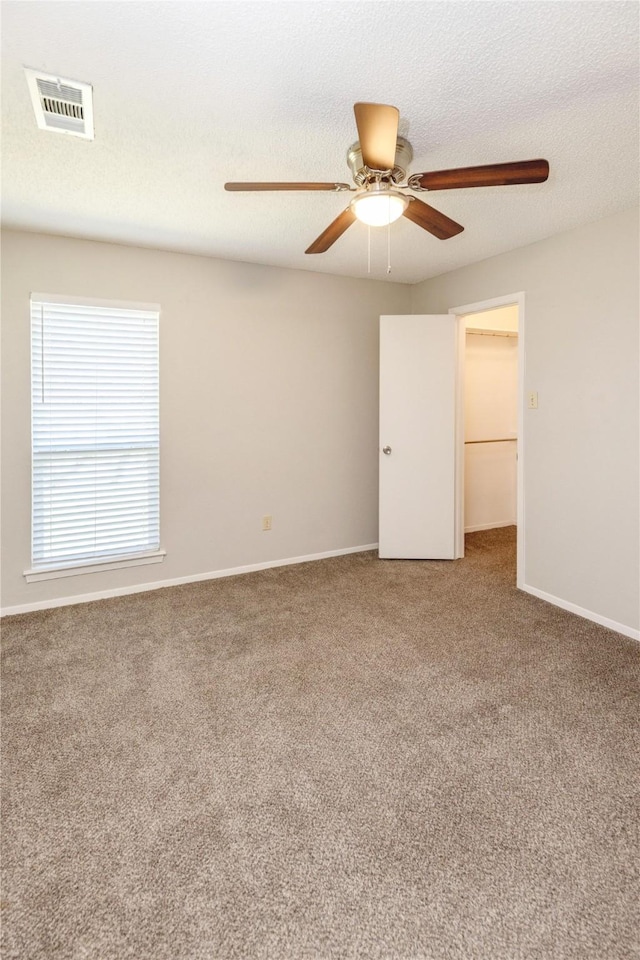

{"left": 31, "top": 296, "right": 160, "bottom": 570}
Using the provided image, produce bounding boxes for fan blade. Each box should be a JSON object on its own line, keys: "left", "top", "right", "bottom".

{"left": 305, "top": 207, "right": 357, "bottom": 254}
{"left": 225, "top": 182, "right": 351, "bottom": 191}
{"left": 403, "top": 198, "right": 464, "bottom": 240}
{"left": 414, "top": 159, "right": 549, "bottom": 191}
{"left": 353, "top": 103, "right": 399, "bottom": 171}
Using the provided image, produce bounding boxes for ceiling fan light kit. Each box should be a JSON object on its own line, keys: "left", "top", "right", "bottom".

{"left": 224, "top": 102, "right": 550, "bottom": 257}
{"left": 351, "top": 185, "right": 408, "bottom": 226}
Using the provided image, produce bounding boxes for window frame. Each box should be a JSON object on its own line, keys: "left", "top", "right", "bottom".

{"left": 24, "top": 293, "right": 164, "bottom": 582}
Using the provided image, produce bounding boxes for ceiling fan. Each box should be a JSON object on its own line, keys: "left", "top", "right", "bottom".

{"left": 225, "top": 103, "right": 549, "bottom": 255}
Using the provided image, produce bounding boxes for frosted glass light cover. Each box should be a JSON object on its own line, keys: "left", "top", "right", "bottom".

{"left": 352, "top": 192, "right": 408, "bottom": 226}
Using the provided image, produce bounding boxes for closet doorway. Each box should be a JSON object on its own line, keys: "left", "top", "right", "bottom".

{"left": 450, "top": 294, "right": 524, "bottom": 587}
{"left": 378, "top": 294, "right": 524, "bottom": 584}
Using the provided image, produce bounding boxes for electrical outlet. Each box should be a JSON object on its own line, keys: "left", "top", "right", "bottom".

{"left": 262, "top": 515, "right": 272, "bottom": 532}
{"left": 527, "top": 391, "right": 539, "bottom": 409}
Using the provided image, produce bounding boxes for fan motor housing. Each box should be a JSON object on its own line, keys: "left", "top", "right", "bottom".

{"left": 347, "top": 136, "right": 413, "bottom": 185}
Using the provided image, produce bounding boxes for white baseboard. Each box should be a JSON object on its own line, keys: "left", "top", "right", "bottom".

{"left": 1, "top": 543, "right": 379, "bottom": 617}
{"left": 521, "top": 582, "right": 639, "bottom": 642}
{"left": 465, "top": 520, "right": 516, "bottom": 533}
{"left": 6, "top": 548, "right": 637, "bottom": 645}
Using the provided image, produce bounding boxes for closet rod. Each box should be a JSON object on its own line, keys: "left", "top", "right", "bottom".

{"left": 465, "top": 438, "right": 517, "bottom": 444}
{"left": 465, "top": 327, "right": 518, "bottom": 338}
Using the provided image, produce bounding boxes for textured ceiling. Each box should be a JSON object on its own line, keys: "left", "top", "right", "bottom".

{"left": 2, "top": 1, "right": 638, "bottom": 284}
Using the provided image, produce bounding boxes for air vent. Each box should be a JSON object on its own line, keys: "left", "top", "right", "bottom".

{"left": 24, "top": 68, "right": 94, "bottom": 140}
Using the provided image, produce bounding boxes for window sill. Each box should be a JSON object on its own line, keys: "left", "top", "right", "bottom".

{"left": 24, "top": 550, "right": 166, "bottom": 583}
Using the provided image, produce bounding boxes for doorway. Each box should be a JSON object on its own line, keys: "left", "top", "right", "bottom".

{"left": 449, "top": 294, "right": 524, "bottom": 587}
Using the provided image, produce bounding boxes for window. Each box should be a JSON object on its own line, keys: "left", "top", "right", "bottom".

{"left": 27, "top": 295, "right": 162, "bottom": 580}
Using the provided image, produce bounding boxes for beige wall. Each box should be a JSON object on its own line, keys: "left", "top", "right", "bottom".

{"left": 3, "top": 209, "right": 638, "bottom": 635}
{"left": 1, "top": 230, "right": 410, "bottom": 609}
{"left": 411, "top": 205, "right": 640, "bottom": 633}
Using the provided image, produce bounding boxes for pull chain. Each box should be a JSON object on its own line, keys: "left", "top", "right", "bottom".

{"left": 367, "top": 224, "right": 371, "bottom": 275}
{"left": 387, "top": 219, "right": 392, "bottom": 275}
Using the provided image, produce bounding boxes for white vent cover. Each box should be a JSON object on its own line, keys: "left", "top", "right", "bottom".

{"left": 24, "top": 67, "right": 94, "bottom": 140}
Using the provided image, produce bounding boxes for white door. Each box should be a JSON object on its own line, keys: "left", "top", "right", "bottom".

{"left": 379, "top": 314, "right": 462, "bottom": 559}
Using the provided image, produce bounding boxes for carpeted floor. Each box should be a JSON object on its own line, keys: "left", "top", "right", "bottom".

{"left": 1, "top": 527, "right": 639, "bottom": 960}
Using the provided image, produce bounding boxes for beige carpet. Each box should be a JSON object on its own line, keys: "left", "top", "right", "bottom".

{"left": 2, "top": 528, "right": 639, "bottom": 959}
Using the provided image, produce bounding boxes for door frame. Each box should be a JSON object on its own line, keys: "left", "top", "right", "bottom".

{"left": 448, "top": 292, "right": 525, "bottom": 588}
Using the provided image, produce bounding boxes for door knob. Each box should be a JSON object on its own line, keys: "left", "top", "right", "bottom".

{"left": 382, "top": 445, "right": 392, "bottom": 455}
